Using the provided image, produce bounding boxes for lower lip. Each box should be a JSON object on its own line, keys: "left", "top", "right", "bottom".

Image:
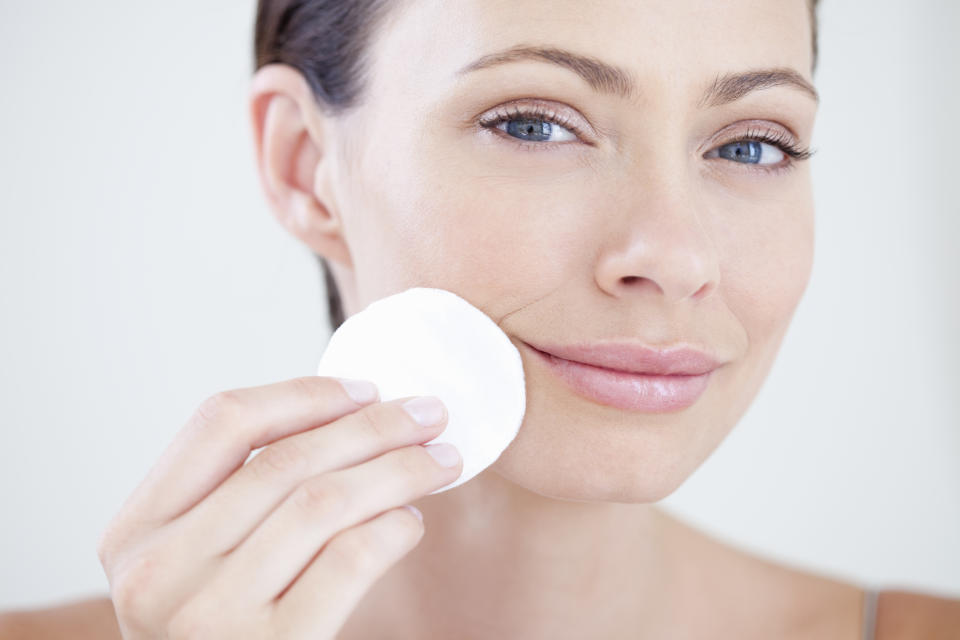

{"left": 527, "top": 344, "right": 714, "bottom": 412}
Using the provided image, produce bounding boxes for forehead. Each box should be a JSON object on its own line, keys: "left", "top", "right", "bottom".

{"left": 364, "top": 0, "right": 813, "bottom": 106}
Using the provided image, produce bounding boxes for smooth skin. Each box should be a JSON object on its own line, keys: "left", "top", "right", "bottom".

{"left": 3, "top": 0, "right": 959, "bottom": 638}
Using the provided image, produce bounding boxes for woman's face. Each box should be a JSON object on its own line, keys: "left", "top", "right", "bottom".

{"left": 319, "top": 0, "right": 817, "bottom": 502}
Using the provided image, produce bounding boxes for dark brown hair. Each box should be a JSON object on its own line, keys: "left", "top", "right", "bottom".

{"left": 254, "top": 0, "right": 822, "bottom": 333}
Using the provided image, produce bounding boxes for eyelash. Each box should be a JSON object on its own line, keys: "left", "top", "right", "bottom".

{"left": 477, "top": 103, "right": 816, "bottom": 175}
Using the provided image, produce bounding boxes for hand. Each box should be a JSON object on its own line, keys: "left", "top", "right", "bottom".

{"left": 96, "top": 376, "right": 461, "bottom": 639}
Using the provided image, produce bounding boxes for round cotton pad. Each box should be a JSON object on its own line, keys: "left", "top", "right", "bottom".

{"left": 315, "top": 287, "right": 526, "bottom": 494}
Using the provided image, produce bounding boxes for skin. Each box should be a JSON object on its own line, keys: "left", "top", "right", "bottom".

{"left": 249, "top": 0, "right": 859, "bottom": 637}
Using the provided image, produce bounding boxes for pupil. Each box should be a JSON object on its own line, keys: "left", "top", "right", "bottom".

{"left": 507, "top": 119, "right": 551, "bottom": 142}
{"left": 720, "top": 141, "right": 761, "bottom": 164}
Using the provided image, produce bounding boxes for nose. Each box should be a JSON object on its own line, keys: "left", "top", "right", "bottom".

{"left": 593, "top": 177, "right": 720, "bottom": 304}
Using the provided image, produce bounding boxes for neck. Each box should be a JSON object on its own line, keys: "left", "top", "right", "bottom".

{"left": 344, "top": 468, "right": 697, "bottom": 638}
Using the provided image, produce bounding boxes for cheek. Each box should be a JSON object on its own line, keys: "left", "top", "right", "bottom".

{"left": 714, "top": 187, "right": 814, "bottom": 342}
{"left": 351, "top": 149, "right": 597, "bottom": 314}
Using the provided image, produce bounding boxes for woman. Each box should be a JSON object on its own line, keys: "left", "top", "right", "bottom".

{"left": 3, "top": 0, "right": 958, "bottom": 638}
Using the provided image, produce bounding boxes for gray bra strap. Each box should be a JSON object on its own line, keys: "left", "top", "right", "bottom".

{"left": 861, "top": 588, "right": 879, "bottom": 640}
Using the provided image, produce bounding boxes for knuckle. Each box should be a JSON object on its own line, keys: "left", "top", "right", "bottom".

{"left": 97, "top": 516, "right": 144, "bottom": 574}
{"left": 290, "top": 375, "right": 331, "bottom": 408}
{"left": 249, "top": 441, "right": 308, "bottom": 481}
{"left": 193, "top": 390, "right": 243, "bottom": 430}
{"left": 393, "top": 445, "right": 432, "bottom": 480}
{"left": 391, "top": 507, "right": 426, "bottom": 543}
{"left": 111, "top": 553, "right": 160, "bottom": 625}
{"left": 289, "top": 375, "right": 317, "bottom": 397}
{"left": 323, "top": 528, "right": 383, "bottom": 573}
{"left": 97, "top": 519, "right": 141, "bottom": 576}
{"left": 354, "top": 403, "right": 392, "bottom": 443}
{"left": 95, "top": 524, "right": 115, "bottom": 567}
{"left": 291, "top": 476, "right": 348, "bottom": 517}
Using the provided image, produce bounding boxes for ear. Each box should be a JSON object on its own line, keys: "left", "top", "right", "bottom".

{"left": 248, "top": 63, "right": 352, "bottom": 267}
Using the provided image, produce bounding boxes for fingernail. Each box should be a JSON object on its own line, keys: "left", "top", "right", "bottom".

{"left": 425, "top": 442, "right": 461, "bottom": 467}
{"left": 336, "top": 378, "right": 379, "bottom": 404}
{"left": 402, "top": 396, "right": 447, "bottom": 427}
{"left": 403, "top": 505, "right": 423, "bottom": 522}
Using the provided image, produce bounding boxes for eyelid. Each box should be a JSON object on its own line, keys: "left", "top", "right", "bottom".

{"left": 477, "top": 98, "right": 597, "bottom": 141}
{"left": 704, "top": 119, "right": 803, "bottom": 152}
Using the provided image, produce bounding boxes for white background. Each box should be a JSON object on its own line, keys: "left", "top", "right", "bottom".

{"left": 1, "top": 1, "right": 957, "bottom": 610}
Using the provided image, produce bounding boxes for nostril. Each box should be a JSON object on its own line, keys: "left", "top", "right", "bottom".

{"left": 622, "top": 275, "right": 659, "bottom": 292}
{"left": 692, "top": 280, "right": 716, "bottom": 300}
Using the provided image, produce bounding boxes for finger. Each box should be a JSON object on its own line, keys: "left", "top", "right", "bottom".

{"left": 173, "top": 395, "right": 450, "bottom": 556}
{"left": 210, "top": 440, "right": 461, "bottom": 605}
{"left": 105, "top": 376, "right": 379, "bottom": 545}
{"left": 103, "top": 396, "right": 449, "bottom": 629}
{"left": 272, "top": 505, "right": 424, "bottom": 640}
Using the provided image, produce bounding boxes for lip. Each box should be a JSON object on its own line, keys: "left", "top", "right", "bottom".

{"left": 523, "top": 340, "right": 721, "bottom": 412}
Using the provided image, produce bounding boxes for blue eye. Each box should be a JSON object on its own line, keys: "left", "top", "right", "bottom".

{"left": 503, "top": 118, "right": 576, "bottom": 143}
{"left": 704, "top": 128, "right": 815, "bottom": 172}
{"left": 710, "top": 140, "right": 784, "bottom": 165}
{"left": 478, "top": 103, "right": 582, "bottom": 147}
{"left": 490, "top": 116, "right": 578, "bottom": 144}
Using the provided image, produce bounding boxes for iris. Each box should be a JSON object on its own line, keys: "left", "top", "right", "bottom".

{"left": 717, "top": 140, "right": 763, "bottom": 164}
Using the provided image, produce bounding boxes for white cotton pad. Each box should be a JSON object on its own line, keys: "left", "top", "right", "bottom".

{"left": 315, "top": 287, "right": 526, "bottom": 494}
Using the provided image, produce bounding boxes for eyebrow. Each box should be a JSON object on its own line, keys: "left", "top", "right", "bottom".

{"left": 456, "top": 45, "right": 819, "bottom": 107}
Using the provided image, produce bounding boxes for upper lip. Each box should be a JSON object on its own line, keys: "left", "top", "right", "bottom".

{"left": 526, "top": 340, "right": 723, "bottom": 376}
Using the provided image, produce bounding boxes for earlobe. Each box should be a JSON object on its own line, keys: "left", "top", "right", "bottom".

{"left": 248, "top": 63, "right": 352, "bottom": 267}
{"left": 288, "top": 189, "right": 351, "bottom": 266}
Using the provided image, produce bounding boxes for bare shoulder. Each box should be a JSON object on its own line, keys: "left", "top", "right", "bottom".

{"left": 876, "top": 589, "right": 960, "bottom": 640}
{"left": 0, "top": 596, "right": 121, "bottom": 640}
{"left": 656, "top": 514, "right": 960, "bottom": 639}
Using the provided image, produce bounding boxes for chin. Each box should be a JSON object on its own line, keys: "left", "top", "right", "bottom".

{"left": 487, "top": 436, "right": 699, "bottom": 505}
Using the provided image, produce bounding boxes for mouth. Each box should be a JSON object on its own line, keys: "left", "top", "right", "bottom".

{"left": 522, "top": 341, "right": 718, "bottom": 412}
